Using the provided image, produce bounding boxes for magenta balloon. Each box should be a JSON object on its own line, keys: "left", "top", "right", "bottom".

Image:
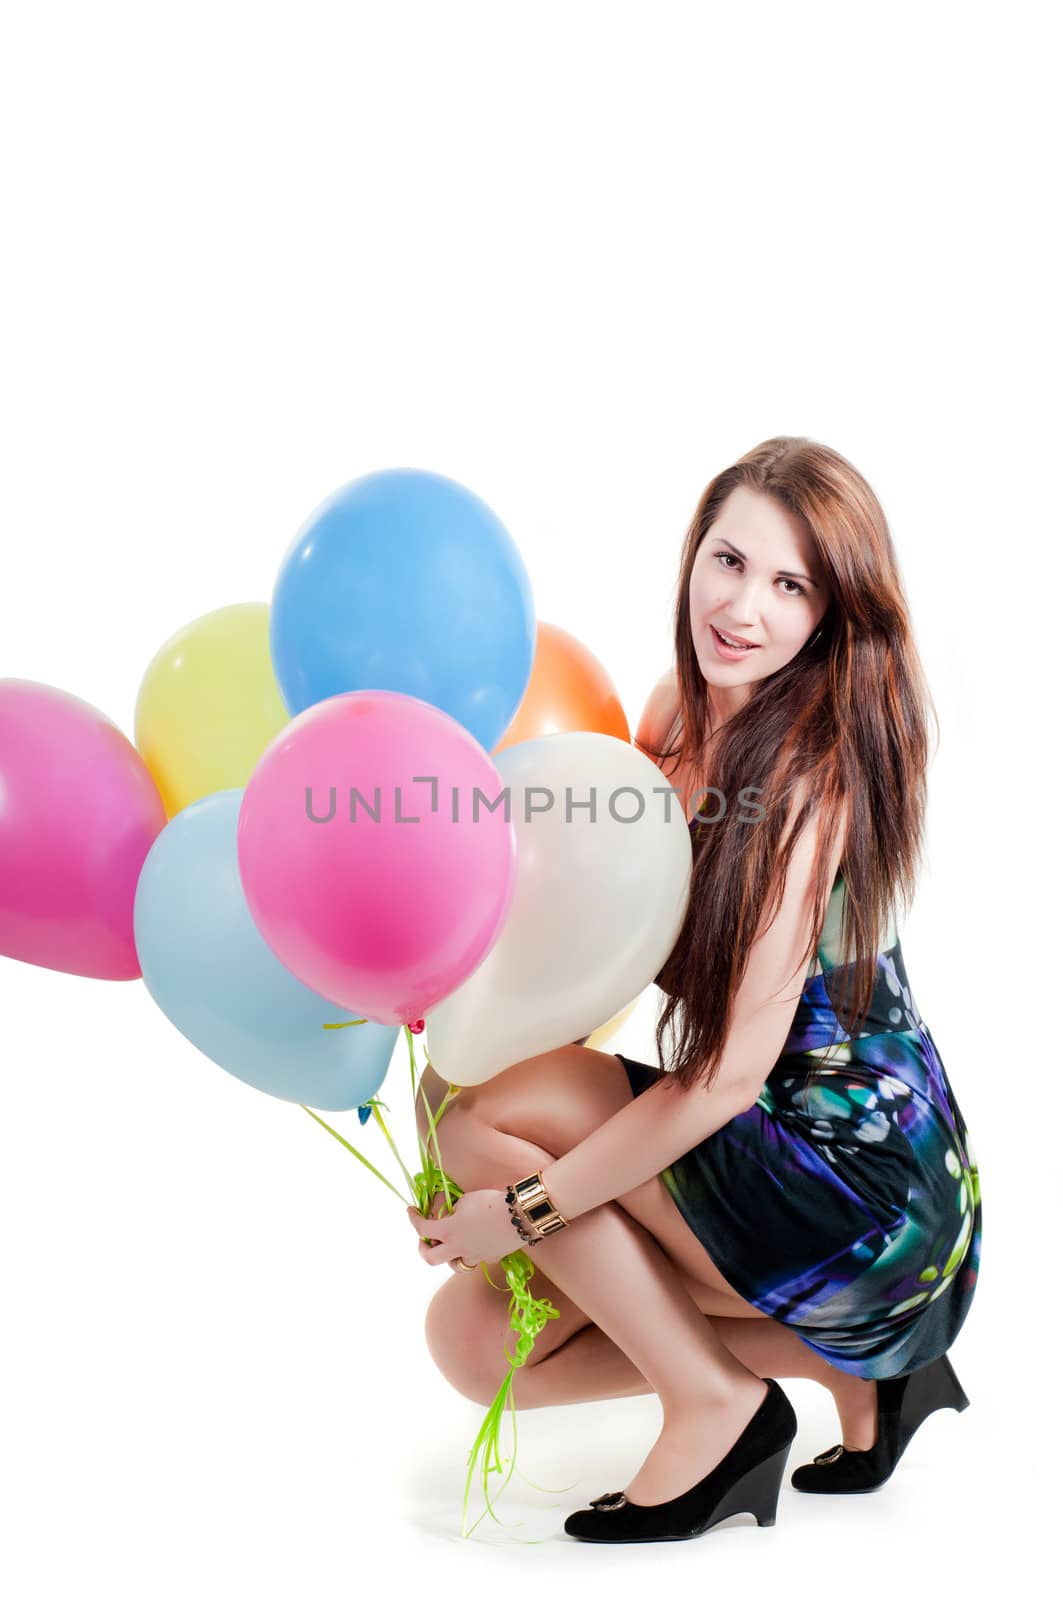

{"left": 236, "top": 690, "right": 517, "bottom": 1026}
{"left": 0, "top": 679, "right": 167, "bottom": 979}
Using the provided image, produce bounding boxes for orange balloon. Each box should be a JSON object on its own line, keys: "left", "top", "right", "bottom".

{"left": 493, "top": 622, "right": 630, "bottom": 752}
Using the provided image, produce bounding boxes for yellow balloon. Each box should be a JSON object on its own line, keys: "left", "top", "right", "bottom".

{"left": 135, "top": 602, "right": 290, "bottom": 818}
{"left": 584, "top": 996, "right": 640, "bottom": 1051}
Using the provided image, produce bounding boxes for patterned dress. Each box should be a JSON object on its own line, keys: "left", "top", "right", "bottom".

{"left": 616, "top": 866, "right": 981, "bottom": 1379}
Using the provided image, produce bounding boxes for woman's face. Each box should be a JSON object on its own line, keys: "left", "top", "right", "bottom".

{"left": 688, "top": 486, "right": 832, "bottom": 714}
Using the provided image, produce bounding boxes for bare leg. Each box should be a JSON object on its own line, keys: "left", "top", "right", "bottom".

{"left": 510, "top": 1312, "right": 878, "bottom": 1450}
{"left": 433, "top": 1107, "right": 774, "bottom": 1506}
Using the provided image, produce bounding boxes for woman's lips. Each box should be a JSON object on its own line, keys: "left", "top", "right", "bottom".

{"left": 710, "top": 624, "right": 760, "bottom": 661}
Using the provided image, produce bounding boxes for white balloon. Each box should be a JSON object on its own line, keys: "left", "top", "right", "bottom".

{"left": 425, "top": 731, "right": 692, "bottom": 1084}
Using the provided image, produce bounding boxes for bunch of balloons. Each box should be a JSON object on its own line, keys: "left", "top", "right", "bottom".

{"left": 0, "top": 467, "right": 692, "bottom": 1112}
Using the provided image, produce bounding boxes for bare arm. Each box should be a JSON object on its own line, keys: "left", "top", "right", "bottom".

{"left": 541, "top": 783, "right": 847, "bottom": 1223}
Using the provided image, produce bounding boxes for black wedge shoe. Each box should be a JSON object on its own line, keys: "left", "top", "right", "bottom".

{"left": 790, "top": 1353, "right": 970, "bottom": 1495}
{"left": 563, "top": 1379, "right": 798, "bottom": 1544}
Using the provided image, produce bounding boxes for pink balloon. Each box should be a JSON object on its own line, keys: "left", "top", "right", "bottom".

{"left": 237, "top": 690, "right": 516, "bottom": 1026}
{"left": 0, "top": 679, "right": 167, "bottom": 980}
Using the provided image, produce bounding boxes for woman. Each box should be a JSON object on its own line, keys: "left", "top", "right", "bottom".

{"left": 407, "top": 437, "right": 981, "bottom": 1544}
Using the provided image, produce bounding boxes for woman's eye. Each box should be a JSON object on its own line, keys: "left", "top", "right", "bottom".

{"left": 715, "top": 552, "right": 804, "bottom": 597}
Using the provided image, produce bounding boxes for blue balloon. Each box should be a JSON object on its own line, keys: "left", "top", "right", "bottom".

{"left": 270, "top": 468, "right": 536, "bottom": 750}
{"left": 133, "top": 790, "right": 399, "bottom": 1111}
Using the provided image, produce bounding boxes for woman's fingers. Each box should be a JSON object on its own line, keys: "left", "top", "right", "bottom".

{"left": 409, "top": 1204, "right": 450, "bottom": 1263}
{"left": 410, "top": 1201, "right": 465, "bottom": 1267}
{"left": 419, "top": 1236, "right": 456, "bottom": 1267}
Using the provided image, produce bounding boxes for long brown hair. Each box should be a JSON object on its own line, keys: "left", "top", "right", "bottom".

{"left": 644, "top": 436, "right": 938, "bottom": 1094}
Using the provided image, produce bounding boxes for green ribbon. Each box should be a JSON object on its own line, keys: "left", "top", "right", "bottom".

{"left": 304, "top": 1020, "right": 563, "bottom": 1539}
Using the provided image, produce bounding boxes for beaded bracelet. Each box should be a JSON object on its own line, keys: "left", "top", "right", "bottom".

{"left": 504, "top": 1184, "right": 541, "bottom": 1246}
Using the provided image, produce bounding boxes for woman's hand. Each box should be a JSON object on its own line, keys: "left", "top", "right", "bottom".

{"left": 407, "top": 1188, "right": 518, "bottom": 1270}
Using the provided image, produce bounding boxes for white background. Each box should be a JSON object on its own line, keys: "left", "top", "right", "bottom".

{"left": 1, "top": 2, "right": 1056, "bottom": 1594}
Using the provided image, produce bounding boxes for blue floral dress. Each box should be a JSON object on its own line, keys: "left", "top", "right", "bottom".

{"left": 616, "top": 867, "right": 982, "bottom": 1379}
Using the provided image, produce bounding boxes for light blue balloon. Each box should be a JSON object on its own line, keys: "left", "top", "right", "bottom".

{"left": 133, "top": 790, "right": 399, "bottom": 1111}
{"left": 270, "top": 468, "right": 536, "bottom": 750}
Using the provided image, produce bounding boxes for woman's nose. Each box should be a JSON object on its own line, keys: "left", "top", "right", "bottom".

{"left": 727, "top": 574, "right": 761, "bottom": 624}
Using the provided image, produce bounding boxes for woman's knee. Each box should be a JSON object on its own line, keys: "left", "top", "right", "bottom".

{"left": 415, "top": 1063, "right": 457, "bottom": 1151}
{"left": 423, "top": 1097, "right": 503, "bottom": 1192}
{"left": 423, "top": 1271, "right": 509, "bottom": 1404}
{"left": 422, "top": 1260, "right": 598, "bottom": 1403}
{"left": 429, "top": 1046, "right": 633, "bottom": 1165}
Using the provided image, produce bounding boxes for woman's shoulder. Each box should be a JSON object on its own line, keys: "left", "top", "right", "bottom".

{"left": 634, "top": 666, "right": 681, "bottom": 760}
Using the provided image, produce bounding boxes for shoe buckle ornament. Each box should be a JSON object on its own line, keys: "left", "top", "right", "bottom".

{"left": 589, "top": 1491, "right": 627, "bottom": 1511}
{"left": 813, "top": 1444, "right": 846, "bottom": 1465}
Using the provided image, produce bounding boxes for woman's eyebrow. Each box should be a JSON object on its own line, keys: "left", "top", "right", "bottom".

{"left": 712, "top": 536, "right": 820, "bottom": 589}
